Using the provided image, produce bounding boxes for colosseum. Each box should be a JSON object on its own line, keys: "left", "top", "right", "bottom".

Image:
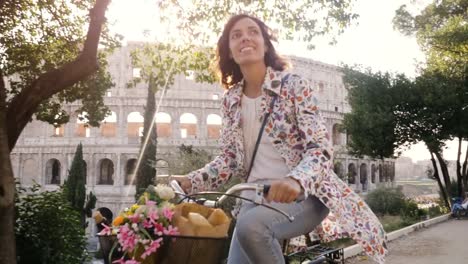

{"left": 11, "top": 43, "right": 395, "bottom": 231}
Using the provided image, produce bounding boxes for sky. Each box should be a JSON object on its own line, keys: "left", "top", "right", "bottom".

{"left": 106, "top": 0, "right": 465, "bottom": 163}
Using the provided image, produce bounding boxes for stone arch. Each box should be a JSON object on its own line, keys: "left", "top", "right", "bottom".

{"left": 379, "top": 164, "right": 383, "bottom": 182}
{"left": 206, "top": 113, "right": 222, "bottom": 139}
{"left": 76, "top": 112, "right": 91, "bottom": 137}
{"left": 180, "top": 112, "right": 197, "bottom": 138}
{"left": 156, "top": 159, "right": 170, "bottom": 176}
{"left": 101, "top": 111, "right": 117, "bottom": 137}
{"left": 127, "top": 112, "right": 144, "bottom": 138}
{"left": 347, "top": 163, "right": 356, "bottom": 184}
{"left": 125, "top": 159, "right": 137, "bottom": 185}
{"left": 390, "top": 164, "right": 395, "bottom": 182}
{"left": 22, "top": 159, "right": 38, "bottom": 185}
{"left": 45, "top": 158, "right": 61, "bottom": 185}
{"left": 334, "top": 161, "right": 344, "bottom": 179}
{"left": 332, "top": 124, "right": 342, "bottom": 146}
{"left": 98, "top": 158, "right": 114, "bottom": 185}
{"left": 371, "top": 164, "right": 376, "bottom": 183}
{"left": 360, "top": 163, "right": 368, "bottom": 191}
{"left": 155, "top": 112, "right": 172, "bottom": 138}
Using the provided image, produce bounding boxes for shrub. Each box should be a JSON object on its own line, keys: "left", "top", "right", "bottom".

{"left": 400, "top": 200, "right": 425, "bottom": 225}
{"left": 15, "top": 184, "right": 88, "bottom": 264}
{"left": 365, "top": 187, "right": 406, "bottom": 216}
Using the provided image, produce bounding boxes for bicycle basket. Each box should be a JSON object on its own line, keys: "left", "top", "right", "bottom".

{"left": 99, "top": 234, "right": 228, "bottom": 264}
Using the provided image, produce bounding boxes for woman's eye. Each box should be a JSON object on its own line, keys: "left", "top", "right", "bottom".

{"left": 250, "top": 29, "right": 259, "bottom": 35}
{"left": 231, "top": 33, "right": 241, "bottom": 39}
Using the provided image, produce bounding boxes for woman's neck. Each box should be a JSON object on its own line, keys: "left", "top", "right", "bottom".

{"left": 241, "top": 63, "right": 267, "bottom": 98}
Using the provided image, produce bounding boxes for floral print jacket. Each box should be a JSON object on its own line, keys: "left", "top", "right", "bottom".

{"left": 187, "top": 67, "right": 387, "bottom": 263}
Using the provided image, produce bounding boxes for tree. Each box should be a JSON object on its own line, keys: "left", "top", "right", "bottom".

{"left": 0, "top": 1, "right": 113, "bottom": 262}
{"left": 64, "top": 143, "right": 97, "bottom": 228}
{"left": 128, "top": 43, "right": 207, "bottom": 198}
{"left": 157, "top": 0, "right": 359, "bottom": 49}
{"left": 170, "top": 144, "right": 212, "bottom": 175}
{"left": 342, "top": 67, "right": 407, "bottom": 160}
{"left": 393, "top": 0, "right": 468, "bottom": 198}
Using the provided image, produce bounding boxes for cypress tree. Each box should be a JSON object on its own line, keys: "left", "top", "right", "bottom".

{"left": 64, "top": 143, "right": 96, "bottom": 228}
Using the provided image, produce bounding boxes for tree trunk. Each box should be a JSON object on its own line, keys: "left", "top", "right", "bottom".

{"left": 430, "top": 152, "right": 450, "bottom": 209}
{"left": 0, "top": 68, "right": 17, "bottom": 264}
{"left": 434, "top": 151, "right": 451, "bottom": 196}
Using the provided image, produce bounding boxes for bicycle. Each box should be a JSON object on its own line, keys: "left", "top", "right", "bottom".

{"left": 169, "top": 180, "right": 344, "bottom": 264}
{"left": 98, "top": 181, "right": 344, "bottom": 264}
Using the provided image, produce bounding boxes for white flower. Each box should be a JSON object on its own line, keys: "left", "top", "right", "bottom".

{"left": 155, "top": 184, "right": 175, "bottom": 200}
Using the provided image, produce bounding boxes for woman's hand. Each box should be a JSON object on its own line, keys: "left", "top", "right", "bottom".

{"left": 266, "top": 177, "right": 302, "bottom": 203}
{"left": 179, "top": 177, "right": 192, "bottom": 194}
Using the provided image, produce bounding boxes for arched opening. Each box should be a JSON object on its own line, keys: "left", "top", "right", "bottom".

{"left": 98, "top": 158, "right": 114, "bottom": 185}
{"left": 127, "top": 112, "right": 144, "bottom": 138}
{"left": 180, "top": 113, "right": 197, "bottom": 138}
{"left": 155, "top": 112, "right": 172, "bottom": 138}
{"left": 371, "top": 164, "right": 376, "bottom": 184}
{"left": 46, "top": 159, "right": 61, "bottom": 185}
{"left": 332, "top": 124, "right": 342, "bottom": 146}
{"left": 360, "top": 163, "right": 368, "bottom": 191}
{"left": 76, "top": 112, "right": 91, "bottom": 137}
{"left": 379, "top": 164, "right": 383, "bottom": 182}
{"left": 125, "top": 159, "right": 137, "bottom": 185}
{"left": 52, "top": 125, "right": 64, "bottom": 137}
{"left": 101, "top": 111, "right": 117, "bottom": 137}
{"left": 207, "top": 114, "right": 222, "bottom": 139}
{"left": 348, "top": 163, "right": 356, "bottom": 184}
{"left": 334, "top": 162, "right": 344, "bottom": 180}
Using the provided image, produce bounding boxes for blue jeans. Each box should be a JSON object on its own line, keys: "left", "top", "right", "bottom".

{"left": 227, "top": 195, "right": 329, "bottom": 264}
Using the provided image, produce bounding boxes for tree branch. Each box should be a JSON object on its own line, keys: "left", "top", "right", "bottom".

{"left": 6, "top": 0, "right": 111, "bottom": 151}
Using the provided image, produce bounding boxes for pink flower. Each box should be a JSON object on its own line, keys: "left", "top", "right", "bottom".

{"left": 146, "top": 200, "right": 156, "bottom": 207}
{"left": 98, "top": 223, "right": 112, "bottom": 236}
{"left": 117, "top": 224, "right": 138, "bottom": 252}
{"left": 112, "top": 258, "right": 126, "bottom": 264}
{"left": 141, "top": 238, "right": 163, "bottom": 259}
{"left": 163, "top": 225, "right": 179, "bottom": 236}
{"left": 124, "top": 260, "right": 140, "bottom": 264}
{"left": 153, "top": 223, "right": 164, "bottom": 236}
{"left": 162, "top": 207, "right": 174, "bottom": 221}
{"left": 127, "top": 213, "right": 141, "bottom": 224}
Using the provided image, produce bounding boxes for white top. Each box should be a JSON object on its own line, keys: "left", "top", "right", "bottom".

{"left": 241, "top": 95, "right": 290, "bottom": 184}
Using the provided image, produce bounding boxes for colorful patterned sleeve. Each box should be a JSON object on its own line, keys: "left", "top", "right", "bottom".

{"left": 286, "top": 76, "right": 334, "bottom": 198}
{"left": 186, "top": 90, "right": 241, "bottom": 193}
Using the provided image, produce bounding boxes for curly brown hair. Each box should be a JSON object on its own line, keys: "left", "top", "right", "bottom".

{"left": 215, "top": 14, "right": 289, "bottom": 89}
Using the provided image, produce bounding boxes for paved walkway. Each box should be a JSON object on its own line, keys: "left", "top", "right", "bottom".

{"left": 346, "top": 219, "right": 468, "bottom": 264}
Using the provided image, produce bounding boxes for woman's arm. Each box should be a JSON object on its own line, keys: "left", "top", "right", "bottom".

{"left": 286, "top": 77, "right": 334, "bottom": 198}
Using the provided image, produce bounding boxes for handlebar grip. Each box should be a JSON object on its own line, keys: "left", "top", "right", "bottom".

{"left": 263, "top": 184, "right": 270, "bottom": 196}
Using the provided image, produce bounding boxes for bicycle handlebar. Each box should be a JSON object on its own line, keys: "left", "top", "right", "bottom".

{"left": 169, "top": 180, "right": 294, "bottom": 222}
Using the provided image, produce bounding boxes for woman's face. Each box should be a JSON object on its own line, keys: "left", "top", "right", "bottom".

{"left": 228, "top": 17, "right": 267, "bottom": 67}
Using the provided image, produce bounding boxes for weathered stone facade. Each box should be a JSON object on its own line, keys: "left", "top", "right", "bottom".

{"left": 10, "top": 45, "right": 395, "bottom": 232}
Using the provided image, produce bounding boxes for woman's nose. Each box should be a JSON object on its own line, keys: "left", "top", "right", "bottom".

{"left": 240, "top": 34, "right": 251, "bottom": 43}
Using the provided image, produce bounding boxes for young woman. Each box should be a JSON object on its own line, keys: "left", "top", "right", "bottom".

{"left": 181, "top": 14, "right": 387, "bottom": 264}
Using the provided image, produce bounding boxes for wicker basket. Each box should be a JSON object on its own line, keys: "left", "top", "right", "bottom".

{"left": 98, "top": 234, "right": 228, "bottom": 264}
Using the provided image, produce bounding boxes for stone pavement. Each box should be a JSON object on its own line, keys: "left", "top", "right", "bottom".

{"left": 346, "top": 219, "right": 468, "bottom": 264}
